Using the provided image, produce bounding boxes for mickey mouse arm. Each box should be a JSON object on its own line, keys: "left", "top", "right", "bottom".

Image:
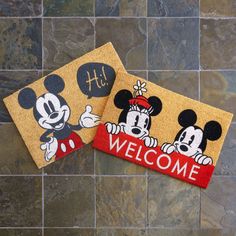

{"left": 40, "top": 130, "right": 54, "bottom": 142}
{"left": 69, "top": 123, "right": 83, "bottom": 131}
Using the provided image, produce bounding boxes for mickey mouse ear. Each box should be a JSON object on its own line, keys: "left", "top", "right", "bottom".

{"left": 204, "top": 121, "right": 222, "bottom": 141}
{"left": 18, "top": 88, "right": 37, "bottom": 109}
{"left": 44, "top": 74, "right": 65, "bottom": 94}
{"left": 178, "top": 109, "right": 197, "bottom": 127}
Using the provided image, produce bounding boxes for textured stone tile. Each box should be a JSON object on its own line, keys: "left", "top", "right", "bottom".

{"left": 201, "top": 0, "right": 236, "bottom": 17}
{"left": 43, "top": 18, "right": 94, "bottom": 70}
{"left": 148, "top": 0, "right": 199, "bottom": 17}
{"left": 148, "top": 228, "right": 236, "bottom": 236}
{"left": 96, "top": 18, "right": 146, "bottom": 70}
{"left": 97, "top": 228, "right": 146, "bottom": 236}
{"left": 96, "top": 176, "right": 146, "bottom": 227}
{"left": 44, "top": 228, "right": 94, "bottom": 236}
{"left": 215, "top": 124, "right": 236, "bottom": 175}
{"left": 0, "top": 124, "right": 41, "bottom": 174}
{"left": 148, "top": 174, "right": 200, "bottom": 227}
{"left": 148, "top": 71, "right": 199, "bottom": 99}
{"left": 0, "top": 229, "right": 42, "bottom": 236}
{"left": 148, "top": 18, "right": 199, "bottom": 70}
{"left": 43, "top": 0, "right": 94, "bottom": 16}
{"left": 201, "top": 19, "right": 236, "bottom": 69}
{"left": 201, "top": 176, "right": 236, "bottom": 228}
{"left": 44, "top": 176, "right": 94, "bottom": 227}
{"left": 0, "top": 176, "right": 42, "bottom": 227}
{"left": 200, "top": 71, "right": 236, "bottom": 121}
{"left": 128, "top": 70, "right": 147, "bottom": 80}
{"left": 0, "top": 19, "right": 42, "bottom": 69}
{"left": 95, "top": 0, "right": 146, "bottom": 16}
{"left": 95, "top": 150, "right": 146, "bottom": 175}
{"left": 0, "top": 71, "right": 41, "bottom": 122}
{"left": 44, "top": 144, "right": 94, "bottom": 175}
{"left": 0, "top": 0, "right": 42, "bottom": 16}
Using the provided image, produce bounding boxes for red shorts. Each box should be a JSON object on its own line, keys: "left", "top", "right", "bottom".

{"left": 55, "top": 132, "right": 84, "bottom": 160}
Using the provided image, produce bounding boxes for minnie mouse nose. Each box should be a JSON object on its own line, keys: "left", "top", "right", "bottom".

{"left": 132, "top": 128, "right": 141, "bottom": 135}
{"left": 180, "top": 144, "right": 188, "bottom": 152}
{"left": 50, "top": 112, "right": 58, "bottom": 119}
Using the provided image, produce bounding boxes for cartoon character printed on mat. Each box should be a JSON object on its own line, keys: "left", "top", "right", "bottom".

{"left": 18, "top": 74, "right": 100, "bottom": 162}
{"left": 105, "top": 80, "right": 162, "bottom": 147}
{"left": 161, "top": 109, "right": 222, "bottom": 165}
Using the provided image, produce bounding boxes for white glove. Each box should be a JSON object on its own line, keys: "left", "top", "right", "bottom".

{"left": 143, "top": 136, "right": 158, "bottom": 148}
{"left": 79, "top": 105, "right": 100, "bottom": 128}
{"left": 105, "top": 122, "right": 122, "bottom": 135}
{"left": 194, "top": 153, "right": 213, "bottom": 165}
{"left": 40, "top": 137, "right": 58, "bottom": 162}
{"left": 161, "top": 143, "right": 176, "bottom": 154}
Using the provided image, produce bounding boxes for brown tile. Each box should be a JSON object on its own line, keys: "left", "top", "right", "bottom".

{"left": 0, "top": 0, "right": 42, "bottom": 16}
{"left": 200, "top": 71, "right": 236, "bottom": 121}
{"left": 201, "top": 0, "right": 236, "bottom": 17}
{"left": 95, "top": 0, "right": 146, "bottom": 16}
{"left": 0, "top": 229, "right": 42, "bottom": 236}
{"left": 201, "top": 176, "right": 236, "bottom": 228}
{"left": 96, "top": 18, "right": 146, "bottom": 70}
{"left": 0, "top": 124, "right": 41, "bottom": 174}
{"left": 201, "top": 19, "right": 236, "bottom": 69}
{"left": 44, "top": 228, "right": 94, "bottom": 236}
{"left": 96, "top": 176, "right": 146, "bottom": 227}
{"left": 44, "top": 176, "right": 94, "bottom": 227}
{"left": 97, "top": 228, "right": 146, "bottom": 236}
{"left": 148, "top": 71, "right": 199, "bottom": 99}
{"left": 44, "top": 144, "right": 94, "bottom": 175}
{"left": 0, "top": 176, "right": 42, "bottom": 227}
{"left": 148, "top": 174, "right": 200, "bottom": 227}
{"left": 0, "top": 70, "right": 41, "bottom": 122}
{"left": 215, "top": 124, "right": 236, "bottom": 175}
{"left": 43, "top": 18, "right": 94, "bottom": 70}
{"left": 95, "top": 150, "right": 146, "bottom": 175}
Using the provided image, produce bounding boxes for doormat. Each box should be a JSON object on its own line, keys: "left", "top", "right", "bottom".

{"left": 93, "top": 72, "right": 233, "bottom": 188}
{"left": 4, "top": 43, "right": 125, "bottom": 168}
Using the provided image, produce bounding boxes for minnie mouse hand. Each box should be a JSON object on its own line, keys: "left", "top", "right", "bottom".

{"left": 143, "top": 136, "right": 158, "bottom": 148}
{"left": 79, "top": 105, "right": 100, "bottom": 128}
{"left": 40, "top": 137, "right": 58, "bottom": 162}
{"left": 161, "top": 143, "right": 176, "bottom": 154}
{"left": 194, "top": 153, "right": 213, "bottom": 165}
{"left": 105, "top": 122, "right": 121, "bottom": 135}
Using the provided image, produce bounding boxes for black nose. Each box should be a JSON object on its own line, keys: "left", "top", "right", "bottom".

{"left": 180, "top": 145, "right": 188, "bottom": 152}
{"left": 132, "top": 128, "right": 141, "bottom": 134}
{"left": 50, "top": 112, "right": 58, "bottom": 119}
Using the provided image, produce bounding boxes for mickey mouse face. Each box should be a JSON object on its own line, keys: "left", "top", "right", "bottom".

{"left": 18, "top": 74, "right": 70, "bottom": 130}
{"left": 174, "top": 109, "right": 222, "bottom": 156}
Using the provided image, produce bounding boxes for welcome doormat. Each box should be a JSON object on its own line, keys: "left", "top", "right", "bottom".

{"left": 4, "top": 43, "right": 125, "bottom": 168}
{"left": 93, "top": 72, "right": 233, "bottom": 188}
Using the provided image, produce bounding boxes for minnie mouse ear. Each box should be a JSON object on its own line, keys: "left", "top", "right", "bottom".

{"left": 18, "top": 88, "right": 37, "bottom": 109}
{"left": 148, "top": 96, "right": 162, "bottom": 116}
{"left": 44, "top": 74, "right": 65, "bottom": 94}
{"left": 114, "top": 89, "right": 133, "bottom": 109}
{"left": 178, "top": 109, "right": 197, "bottom": 127}
{"left": 204, "top": 120, "right": 222, "bottom": 141}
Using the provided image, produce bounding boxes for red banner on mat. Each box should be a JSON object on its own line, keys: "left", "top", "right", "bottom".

{"left": 93, "top": 124, "right": 215, "bottom": 188}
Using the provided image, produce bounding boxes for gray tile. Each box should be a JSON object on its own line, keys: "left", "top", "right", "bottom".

{"left": 96, "top": 18, "right": 147, "bottom": 70}
{"left": 44, "top": 176, "right": 94, "bottom": 227}
{"left": 0, "top": 124, "right": 41, "bottom": 174}
{"left": 200, "top": 71, "right": 236, "bottom": 121}
{"left": 201, "top": 176, "right": 236, "bottom": 228}
{"left": 148, "top": 0, "right": 199, "bottom": 17}
{"left": 0, "top": 70, "right": 41, "bottom": 122}
{"left": 0, "top": 18, "right": 42, "bottom": 69}
{"left": 95, "top": 150, "right": 146, "bottom": 175}
{"left": 44, "top": 144, "right": 94, "bottom": 175}
{"left": 148, "top": 71, "right": 199, "bottom": 99}
{"left": 148, "top": 174, "right": 200, "bottom": 227}
{"left": 43, "top": 18, "right": 94, "bottom": 70}
{"left": 128, "top": 70, "right": 147, "bottom": 80}
{"left": 0, "top": 0, "right": 42, "bottom": 16}
{"left": 148, "top": 18, "right": 199, "bottom": 70}
{"left": 95, "top": 0, "right": 146, "bottom": 16}
{"left": 43, "top": 0, "right": 94, "bottom": 16}
{"left": 201, "top": 19, "right": 236, "bottom": 69}
{"left": 44, "top": 228, "right": 94, "bottom": 236}
{"left": 0, "top": 176, "right": 42, "bottom": 227}
{"left": 96, "top": 176, "right": 146, "bottom": 227}
{"left": 97, "top": 228, "right": 146, "bottom": 236}
{"left": 0, "top": 229, "right": 42, "bottom": 236}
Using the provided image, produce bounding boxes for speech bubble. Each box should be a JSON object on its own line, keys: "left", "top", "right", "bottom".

{"left": 77, "top": 62, "right": 116, "bottom": 99}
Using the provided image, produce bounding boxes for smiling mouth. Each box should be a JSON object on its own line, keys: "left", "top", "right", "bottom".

{"left": 45, "top": 110, "right": 66, "bottom": 130}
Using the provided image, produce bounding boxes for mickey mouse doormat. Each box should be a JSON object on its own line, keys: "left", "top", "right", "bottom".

{"left": 4, "top": 43, "right": 125, "bottom": 168}
{"left": 93, "top": 72, "right": 233, "bottom": 188}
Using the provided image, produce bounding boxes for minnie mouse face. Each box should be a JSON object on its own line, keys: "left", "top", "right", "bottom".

{"left": 173, "top": 109, "right": 222, "bottom": 156}
{"left": 18, "top": 74, "right": 70, "bottom": 131}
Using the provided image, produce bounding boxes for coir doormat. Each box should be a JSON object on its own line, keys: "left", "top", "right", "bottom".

{"left": 4, "top": 43, "right": 125, "bottom": 168}
{"left": 93, "top": 72, "right": 233, "bottom": 188}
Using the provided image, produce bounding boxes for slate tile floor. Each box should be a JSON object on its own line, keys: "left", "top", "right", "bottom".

{"left": 0, "top": 0, "right": 236, "bottom": 235}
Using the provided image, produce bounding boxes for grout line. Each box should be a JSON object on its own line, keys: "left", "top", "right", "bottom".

{"left": 42, "top": 168, "right": 44, "bottom": 236}
{"left": 94, "top": 150, "right": 96, "bottom": 228}
{"left": 198, "top": 0, "right": 201, "bottom": 102}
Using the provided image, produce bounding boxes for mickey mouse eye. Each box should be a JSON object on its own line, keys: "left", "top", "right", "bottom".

{"left": 44, "top": 103, "right": 51, "bottom": 115}
{"left": 188, "top": 135, "right": 195, "bottom": 145}
{"left": 48, "top": 100, "right": 55, "bottom": 112}
{"left": 134, "top": 115, "right": 139, "bottom": 126}
{"left": 180, "top": 131, "right": 186, "bottom": 142}
{"left": 144, "top": 118, "right": 149, "bottom": 129}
